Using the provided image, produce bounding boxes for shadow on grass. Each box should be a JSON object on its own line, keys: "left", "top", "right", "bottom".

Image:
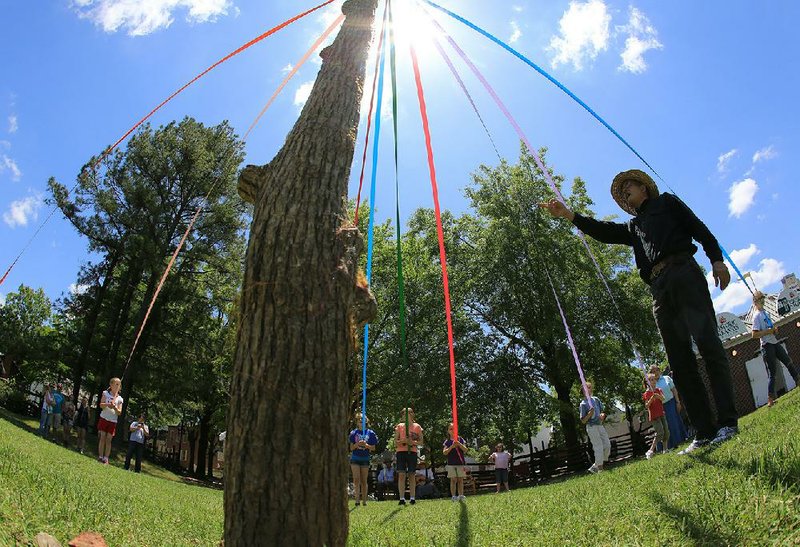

{"left": 456, "top": 502, "right": 470, "bottom": 547}
{"left": 690, "top": 446, "right": 800, "bottom": 494}
{"left": 380, "top": 507, "right": 402, "bottom": 524}
{"left": 0, "top": 407, "right": 39, "bottom": 435}
{"left": 650, "top": 492, "right": 741, "bottom": 546}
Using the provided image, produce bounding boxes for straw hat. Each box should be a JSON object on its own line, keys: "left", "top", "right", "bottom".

{"left": 611, "top": 169, "right": 660, "bottom": 215}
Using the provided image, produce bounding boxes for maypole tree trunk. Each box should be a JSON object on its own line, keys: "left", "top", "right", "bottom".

{"left": 224, "top": 0, "right": 378, "bottom": 545}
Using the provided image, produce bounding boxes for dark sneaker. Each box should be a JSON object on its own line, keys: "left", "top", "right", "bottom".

{"left": 398, "top": 499, "right": 406, "bottom": 506}
{"left": 711, "top": 426, "right": 739, "bottom": 445}
{"left": 409, "top": 498, "right": 416, "bottom": 505}
{"left": 678, "top": 438, "right": 710, "bottom": 455}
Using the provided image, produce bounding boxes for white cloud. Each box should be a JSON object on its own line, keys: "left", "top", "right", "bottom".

{"left": 3, "top": 195, "right": 42, "bottom": 228}
{"left": 72, "top": 0, "right": 233, "bottom": 36}
{"left": 728, "top": 178, "right": 758, "bottom": 218}
{"left": 294, "top": 81, "right": 315, "bottom": 108}
{"left": 548, "top": 0, "right": 610, "bottom": 71}
{"left": 1, "top": 154, "right": 22, "bottom": 181}
{"left": 728, "top": 243, "right": 759, "bottom": 268}
{"left": 281, "top": 63, "right": 294, "bottom": 74}
{"left": 752, "top": 145, "right": 777, "bottom": 164}
{"left": 513, "top": 5, "right": 524, "bottom": 13}
{"left": 69, "top": 283, "right": 90, "bottom": 295}
{"left": 617, "top": 7, "right": 662, "bottom": 74}
{"left": 711, "top": 257, "right": 786, "bottom": 313}
{"left": 716, "top": 148, "right": 737, "bottom": 174}
{"left": 509, "top": 21, "right": 522, "bottom": 44}
{"left": 7, "top": 115, "right": 18, "bottom": 134}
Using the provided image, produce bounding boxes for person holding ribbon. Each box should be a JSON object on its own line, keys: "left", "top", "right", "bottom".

{"left": 348, "top": 412, "right": 377, "bottom": 507}
{"left": 752, "top": 291, "right": 800, "bottom": 407}
{"left": 541, "top": 169, "right": 739, "bottom": 454}
{"left": 443, "top": 423, "right": 468, "bottom": 502}
{"left": 394, "top": 407, "right": 423, "bottom": 506}
{"left": 643, "top": 373, "right": 669, "bottom": 459}
{"left": 579, "top": 382, "right": 610, "bottom": 473}
{"left": 649, "top": 364, "right": 687, "bottom": 448}
{"left": 489, "top": 443, "right": 511, "bottom": 493}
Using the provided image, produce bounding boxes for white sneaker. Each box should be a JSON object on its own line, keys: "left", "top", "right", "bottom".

{"left": 458, "top": 495, "right": 466, "bottom": 501}
{"left": 451, "top": 496, "right": 458, "bottom": 502}
{"left": 588, "top": 464, "right": 599, "bottom": 474}
{"left": 678, "top": 438, "right": 710, "bottom": 455}
{"left": 645, "top": 450, "right": 654, "bottom": 460}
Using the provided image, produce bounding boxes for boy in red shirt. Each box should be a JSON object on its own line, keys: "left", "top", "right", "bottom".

{"left": 643, "top": 372, "right": 670, "bottom": 459}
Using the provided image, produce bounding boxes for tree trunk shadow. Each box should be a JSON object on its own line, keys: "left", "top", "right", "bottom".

{"left": 456, "top": 502, "right": 470, "bottom": 547}
{"left": 689, "top": 446, "right": 800, "bottom": 494}
{"left": 649, "top": 492, "right": 741, "bottom": 545}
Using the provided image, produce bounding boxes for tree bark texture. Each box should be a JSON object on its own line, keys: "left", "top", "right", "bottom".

{"left": 224, "top": 1, "right": 378, "bottom": 545}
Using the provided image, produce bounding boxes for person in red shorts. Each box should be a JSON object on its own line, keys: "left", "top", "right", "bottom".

{"left": 643, "top": 373, "right": 670, "bottom": 459}
{"left": 97, "top": 377, "right": 123, "bottom": 464}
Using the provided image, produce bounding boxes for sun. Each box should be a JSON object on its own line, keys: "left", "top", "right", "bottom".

{"left": 385, "top": 0, "right": 439, "bottom": 58}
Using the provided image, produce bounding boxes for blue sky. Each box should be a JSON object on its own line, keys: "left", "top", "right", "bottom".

{"left": 1, "top": 0, "right": 798, "bottom": 317}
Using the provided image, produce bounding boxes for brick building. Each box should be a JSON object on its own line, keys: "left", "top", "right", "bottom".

{"left": 696, "top": 274, "right": 800, "bottom": 421}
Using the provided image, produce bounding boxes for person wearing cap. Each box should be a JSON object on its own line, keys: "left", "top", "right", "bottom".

{"left": 541, "top": 169, "right": 739, "bottom": 454}
{"left": 751, "top": 290, "right": 800, "bottom": 407}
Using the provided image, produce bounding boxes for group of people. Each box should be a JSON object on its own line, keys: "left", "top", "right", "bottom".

{"left": 350, "top": 167, "right": 783, "bottom": 488}
{"left": 38, "top": 376, "right": 150, "bottom": 472}
{"left": 39, "top": 383, "right": 90, "bottom": 453}
{"left": 348, "top": 408, "right": 513, "bottom": 506}
{"left": 544, "top": 168, "right": 741, "bottom": 466}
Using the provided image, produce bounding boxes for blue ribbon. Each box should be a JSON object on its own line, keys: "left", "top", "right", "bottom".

{"left": 422, "top": 0, "right": 663, "bottom": 183}
{"left": 361, "top": 22, "right": 388, "bottom": 436}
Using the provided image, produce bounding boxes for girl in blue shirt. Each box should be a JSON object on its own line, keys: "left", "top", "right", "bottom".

{"left": 348, "top": 412, "right": 377, "bottom": 506}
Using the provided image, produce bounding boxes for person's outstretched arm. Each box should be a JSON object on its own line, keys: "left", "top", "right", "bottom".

{"left": 540, "top": 200, "right": 632, "bottom": 245}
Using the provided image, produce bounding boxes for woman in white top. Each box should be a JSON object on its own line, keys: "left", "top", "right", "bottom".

{"left": 97, "top": 377, "right": 123, "bottom": 465}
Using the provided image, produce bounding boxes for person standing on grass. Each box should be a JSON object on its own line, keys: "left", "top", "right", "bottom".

{"left": 579, "top": 382, "right": 610, "bottom": 473}
{"left": 62, "top": 397, "right": 76, "bottom": 448}
{"left": 541, "top": 169, "right": 739, "bottom": 455}
{"left": 125, "top": 414, "right": 149, "bottom": 473}
{"left": 75, "top": 396, "right": 90, "bottom": 454}
{"left": 643, "top": 373, "right": 670, "bottom": 459}
{"left": 443, "top": 423, "right": 468, "bottom": 502}
{"left": 97, "top": 378, "right": 123, "bottom": 465}
{"left": 394, "top": 407, "right": 423, "bottom": 506}
{"left": 752, "top": 291, "right": 800, "bottom": 407}
{"left": 348, "top": 412, "right": 377, "bottom": 507}
{"left": 39, "top": 384, "right": 53, "bottom": 437}
{"left": 490, "top": 443, "right": 511, "bottom": 493}
{"left": 49, "top": 383, "right": 65, "bottom": 443}
{"left": 649, "top": 364, "right": 687, "bottom": 449}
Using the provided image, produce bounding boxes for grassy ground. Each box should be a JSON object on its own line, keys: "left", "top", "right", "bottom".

{"left": 2, "top": 391, "right": 799, "bottom": 546}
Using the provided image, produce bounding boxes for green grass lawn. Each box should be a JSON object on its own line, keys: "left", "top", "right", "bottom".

{"left": 2, "top": 391, "right": 800, "bottom": 546}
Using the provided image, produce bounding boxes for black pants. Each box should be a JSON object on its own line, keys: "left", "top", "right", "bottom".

{"left": 125, "top": 442, "right": 144, "bottom": 472}
{"left": 763, "top": 342, "right": 800, "bottom": 397}
{"left": 650, "top": 259, "right": 738, "bottom": 440}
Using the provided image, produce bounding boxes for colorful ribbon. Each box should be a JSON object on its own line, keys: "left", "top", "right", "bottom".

{"left": 427, "top": 12, "right": 646, "bottom": 373}
{"left": 545, "top": 268, "right": 593, "bottom": 405}
{"left": 386, "top": 0, "right": 412, "bottom": 435}
{"left": 360, "top": 17, "right": 389, "bottom": 436}
{"left": 353, "top": 5, "right": 389, "bottom": 226}
{"left": 410, "top": 42, "right": 460, "bottom": 441}
{"left": 421, "top": 0, "right": 663, "bottom": 183}
{"left": 244, "top": 14, "right": 345, "bottom": 141}
{"left": 0, "top": 0, "right": 338, "bottom": 289}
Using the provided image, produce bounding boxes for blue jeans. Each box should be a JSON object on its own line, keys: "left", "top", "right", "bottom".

{"left": 763, "top": 343, "right": 800, "bottom": 398}
{"left": 663, "top": 398, "right": 687, "bottom": 449}
{"left": 39, "top": 408, "right": 49, "bottom": 436}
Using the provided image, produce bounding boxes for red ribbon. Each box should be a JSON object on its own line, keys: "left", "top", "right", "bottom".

{"left": 410, "top": 43, "right": 460, "bottom": 441}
